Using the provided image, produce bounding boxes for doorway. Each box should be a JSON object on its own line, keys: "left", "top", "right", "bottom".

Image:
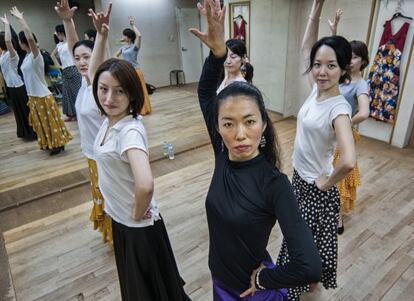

{"left": 175, "top": 7, "right": 203, "bottom": 84}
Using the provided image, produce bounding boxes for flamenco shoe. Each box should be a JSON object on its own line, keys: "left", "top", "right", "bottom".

{"left": 49, "top": 146, "right": 65, "bottom": 155}
{"left": 337, "top": 216, "right": 344, "bottom": 235}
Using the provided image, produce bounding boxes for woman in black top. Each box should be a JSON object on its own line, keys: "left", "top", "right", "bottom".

{"left": 189, "top": 1, "right": 321, "bottom": 300}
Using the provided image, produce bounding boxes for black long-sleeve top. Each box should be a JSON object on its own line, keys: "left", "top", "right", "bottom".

{"left": 198, "top": 52, "right": 322, "bottom": 292}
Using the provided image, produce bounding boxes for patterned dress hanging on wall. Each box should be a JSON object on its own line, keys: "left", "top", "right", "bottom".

{"left": 367, "top": 20, "right": 410, "bottom": 123}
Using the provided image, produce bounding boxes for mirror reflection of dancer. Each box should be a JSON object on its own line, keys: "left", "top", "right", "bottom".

{"left": 11, "top": 6, "right": 72, "bottom": 155}
{"left": 55, "top": 0, "right": 111, "bottom": 243}
{"left": 327, "top": 7, "right": 370, "bottom": 234}
{"left": 216, "top": 38, "right": 253, "bottom": 94}
{"left": 190, "top": 1, "right": 322, "bottom": 300}
{"left": 0, "top": 14, "right": 36, "bottom": 140}
{"left": 115, "top": 16, "right": 151, "bottom": 115}
{"left": 92, "top": 57, "right": 191, "bottom": 300}
{"left": 277, "top": 1, "right": 356, "bottom": 300}
{"left": 54, "top": 23, "right": 82, "bottom": 121}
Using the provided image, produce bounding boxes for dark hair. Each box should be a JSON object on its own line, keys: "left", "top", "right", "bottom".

{"left": 226, "top": 39, "right": 254, "bottom": 83}
{"left": 84, "top": 29, "right": 97, "bottom": 41}
{"left": 72, "top": 39, "right": 94, "bottom": 55}
{"left": 0, "top": 32, "right": 6, "bottom": 50}
{"left": 18, "top": 31, "right": 37, "bottom": 47}
{"left": 122, "top": 28, "right": 136, "bottom": 43}
{"left": 53, "top": 33, "right": 60, "bottom": 45}
{"left": 93, "top": 58, "right": 144, "bottom": 119}
{"left": 350, "top": 40, "right": 369, "bottom": 71}
{"left": 215, "top": 81, "right": 280, "bottom": 168}
{"left": 55, "top": 24, "right": 65, "bottom": 35}
{"left": 306, "top": 35, "right": 352, "bottom": 84}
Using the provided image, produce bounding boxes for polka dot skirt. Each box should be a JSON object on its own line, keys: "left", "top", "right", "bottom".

{"left": 277, "top": 170, "right": 340, "bottom": 301}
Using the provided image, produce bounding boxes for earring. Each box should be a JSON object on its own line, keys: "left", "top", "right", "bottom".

{"left": 221, "top": 140, "right": 224, "bottom": 152}
{"left": 260, "top": 136, "right": 266, "bottom": 148}
{"left": 240, "top": 63, "right": 247, "bottom": 77}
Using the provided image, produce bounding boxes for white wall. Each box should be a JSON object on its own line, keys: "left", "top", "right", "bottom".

{"left": 0, "top": 0, "right": 95, "bottom": 53}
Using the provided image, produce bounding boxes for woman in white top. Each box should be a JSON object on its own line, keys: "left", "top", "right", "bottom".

{"left": 302, "top": 1, "right": 370, "bottom": 234}
{"left": 276, "top": 1, "right": 356, "bottom": 300}
{"left": 53, "top": 23, "right": 82, "bottom": 121}
{"left": 217, "top": 38, "right": 254, "bottom": 94}
{"left": 55, "top": 0, "right": 110, "bottom": 243}
{"left": 10, "top": 6, "right": 72, "bottom": 155}
{"left": 115, "top": 16, "right": 152, "bottom": 115}
{"left": 92, "top": 58, "right": 190, "bottom": 300}
{"left": 0, "top": 14, "right": 35, "bottom": 140}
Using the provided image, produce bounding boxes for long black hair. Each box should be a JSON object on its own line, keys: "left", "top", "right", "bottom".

{"left": 226, "top": 39, "right": 254, "bottom": 83}
{"left": 214, "top": 81, "right": 280, "bottom": 168}
{"left": 306, "top": 35, "right": 352, "bottom": 84}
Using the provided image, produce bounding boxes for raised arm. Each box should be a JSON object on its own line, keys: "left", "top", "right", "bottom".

{"left": 0, "top": 14, "right": 16, "bottom": 57}
{"left": 54, "top": 0, "right": 79, "bottom": 59}
{"left": 189, "top": 0, "right": 227, "bottom": 155}
{"left": 128, "top": 16, "right": 142, "bottom": 49}
{"left": 302, "top": 0, "right": 325, "bottom": 87}
{"left": 10, "top": 7, "right": 39, "bottom": 58}
{"left": 88, "top": 2, "right": 112, "bottom": 83}
{"left": 328, "top": 9, "right": 343, "bottom": 36}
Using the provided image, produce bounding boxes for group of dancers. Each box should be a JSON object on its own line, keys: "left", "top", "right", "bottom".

{"left": 0, "top": 0, "right": 372, "bottom": 300}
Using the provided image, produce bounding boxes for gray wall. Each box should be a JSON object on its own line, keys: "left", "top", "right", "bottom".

{"left": 0, "top": 0, "right": 95, "bottom": 53}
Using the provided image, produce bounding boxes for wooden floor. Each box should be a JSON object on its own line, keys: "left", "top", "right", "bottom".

{"left": 1, "top": 85, "right": 414, "bottom": 300}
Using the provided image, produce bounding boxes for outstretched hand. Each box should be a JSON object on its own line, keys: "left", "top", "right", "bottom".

{"left": 128, "top": 16, "right": 135, "bottom": 26}
{"left": 10, "top": 7, "right": 24, "bottom": 20}
{"left": 0, "top": 14, "right": 9, "bottom": 25}
{"left": 239, "top": 264, "right": 266, "bottom": 298}
{"left": 55, "top": 0, "right": 78, "bottom": 21}
{"left": 189, "top": 0, "right": 226, "bottom": 57}
{"left": 328, "top": 8, "right": 343, "bottom": 35}
{"left": 88, "top": 2, "right": 112, "bottom": 35}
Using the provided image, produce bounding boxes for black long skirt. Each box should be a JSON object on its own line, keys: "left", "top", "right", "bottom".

{"left": 112, "top": 218, "right": 191, "bottom": 301}
{"left": 61, "top": 65, "right": 81, "bottom": 117}
{"left": 8, "top": 85, "right": 36, "bottom": 139}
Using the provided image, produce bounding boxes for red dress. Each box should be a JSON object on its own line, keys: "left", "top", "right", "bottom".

{"left": 367, "top": 20, "right": 410, "bottom": 123}
{"left": 233, "top": 18, "right": 247, "bottom": 41}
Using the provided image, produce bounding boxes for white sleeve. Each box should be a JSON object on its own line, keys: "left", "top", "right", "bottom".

{"left": 329, "top": 102, "right": 352, "bottom": 128}
{"left": 10, "top": 53, "right": 19, "bottom": 68}
{"left": 119, "top": 127, "right": 148, "bottom": 162}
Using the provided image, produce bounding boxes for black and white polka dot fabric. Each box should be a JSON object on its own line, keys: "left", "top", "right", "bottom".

{"left": 277, "top": 169, "right": 340, "bottom": 301}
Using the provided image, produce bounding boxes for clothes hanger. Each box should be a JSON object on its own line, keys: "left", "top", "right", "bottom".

{"left": 391, "top": 12, "right": 413, "bottom": 21}
{"left": 390, "top": 0, "right": 413, "bottom": 21}
{"left": 233, "top": 14, "right": 243, "bottom": 20}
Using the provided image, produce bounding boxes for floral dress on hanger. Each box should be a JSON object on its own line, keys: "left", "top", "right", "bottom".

{"left": 367, "top": 20, "right": 410, "bottom": 123}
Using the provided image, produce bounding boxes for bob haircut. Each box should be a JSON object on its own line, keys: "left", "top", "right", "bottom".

{"left": 350, "top": 40, "right": 369, "bottom": 71}
{"left": 93, "top": 58, "right": 144, "bottom": 119}
{"left": 215, "top": 81, "right": 280, "bottom": 168}
{"left": 306, "top": 35, "right": 352, "bottom": 84}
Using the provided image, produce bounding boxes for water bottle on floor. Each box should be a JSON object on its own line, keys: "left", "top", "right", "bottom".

{"left": 162, "top": 141, "right": 168, "bottom": 156}
{"left": 167, "top": 144, "right": 175, "bottom": 160}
